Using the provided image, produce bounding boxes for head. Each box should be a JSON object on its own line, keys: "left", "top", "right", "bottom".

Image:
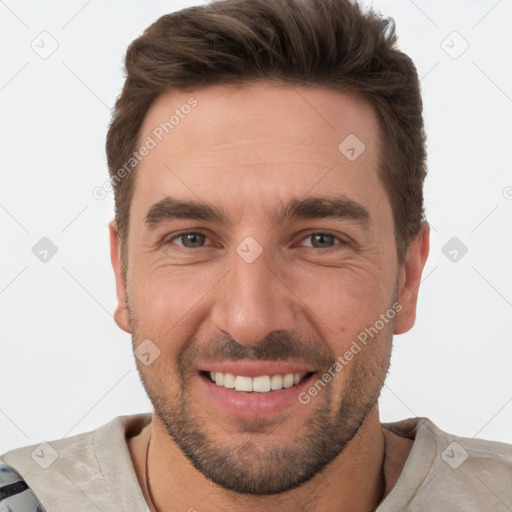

{"left": 107, "top": 0, "right": 429, "bottom": 496}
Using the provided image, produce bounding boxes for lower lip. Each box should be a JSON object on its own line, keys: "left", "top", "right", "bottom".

{"left": 197, "top": 372, "right": 315, "bottom": 418}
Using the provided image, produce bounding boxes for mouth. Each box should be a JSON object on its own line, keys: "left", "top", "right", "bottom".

{"left": 201, "top": 370, "right": 313, "bottom": 393}
{"left": 196, "top": 362, "right": 317, "bottom": 418}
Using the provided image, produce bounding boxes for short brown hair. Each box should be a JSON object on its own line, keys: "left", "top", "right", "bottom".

{"left": 106, "top": 0, "right": 427, "bottom": 276}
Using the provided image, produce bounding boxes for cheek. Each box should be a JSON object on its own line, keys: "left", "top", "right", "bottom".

{"left": 128, "top": 268, "right": 211, "bottom": 357}
{"left": 134, "top": 260, "right": 209, "bottom": 305}
{"left": 129, "top": 240, "right": 397, "bottom": 358}
{"left": 285, "top": 264, "right": 395, "bottom": 345}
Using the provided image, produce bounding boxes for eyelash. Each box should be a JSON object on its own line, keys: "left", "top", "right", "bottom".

{"left": 165, "top": 230, "right": 347, "bottom": 251}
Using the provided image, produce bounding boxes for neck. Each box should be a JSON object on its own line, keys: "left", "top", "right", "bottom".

{"left": 129, "top": 405, "right": 408, "bottom": 512}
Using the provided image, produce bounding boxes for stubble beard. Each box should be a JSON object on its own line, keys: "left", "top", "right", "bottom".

{"left": 128, "top": 293, "right": 395, "bottom": 495}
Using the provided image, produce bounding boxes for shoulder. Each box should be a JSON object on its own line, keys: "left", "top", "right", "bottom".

{"left": 380, "top": 417, "right": 512, "bottom": 512}
{"left": 398, "top": 416, "right": 512, "bottom": 465}
{"left": 0, "top": 413, "right": 151, "bottom": 511}
{"left": 386, "top": 416, "right": 512, "bottom": 456}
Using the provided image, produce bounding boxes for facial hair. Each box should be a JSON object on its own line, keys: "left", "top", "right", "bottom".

{"left": 128, "top": 290, "right": 396, "bottom": 495}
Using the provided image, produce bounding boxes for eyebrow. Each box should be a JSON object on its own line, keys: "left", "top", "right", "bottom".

{"left": 143, "top": 195, "right": 372, "bottom": 230}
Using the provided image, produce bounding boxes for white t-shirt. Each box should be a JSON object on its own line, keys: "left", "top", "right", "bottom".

{"left": 1, "top": 413, "right": 511, "bottom": 511}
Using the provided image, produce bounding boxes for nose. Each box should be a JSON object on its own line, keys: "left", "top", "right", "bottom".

{"left": 210, "top": 245, "right": 297, "bottom": 346}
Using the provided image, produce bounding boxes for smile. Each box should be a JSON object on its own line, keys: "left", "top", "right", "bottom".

{"left": 207, "top": 371, "right": 310, "bottom": 392}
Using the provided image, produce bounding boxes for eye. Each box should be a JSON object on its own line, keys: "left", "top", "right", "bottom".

{"left": 299, "top": 233, "right": 344, "bottom": 250}
{"left": 164, "top": 231, "right": 346, "bottom": 251}
{"left": 168, "top": 231, "right": 210, "bottom": 248}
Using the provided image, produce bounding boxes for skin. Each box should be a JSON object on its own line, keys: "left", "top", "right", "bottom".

{"left": 109, "top": 82, "right": 430, "bottom": 512}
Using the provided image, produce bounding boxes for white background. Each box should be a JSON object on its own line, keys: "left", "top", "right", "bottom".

{"left": 1, "top": 0, "right": 511, "bottom": 454}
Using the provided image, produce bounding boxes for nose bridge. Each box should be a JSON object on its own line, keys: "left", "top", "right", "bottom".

{"left": 211, "top": 243, "right": 296, "bottom": 346}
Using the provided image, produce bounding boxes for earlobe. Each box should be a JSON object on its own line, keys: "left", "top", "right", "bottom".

{"left": 109, "top": 219, "right": 132, "bottom": 334}
{"left": 394, "top": 222, "right": 430, "bottom": 335}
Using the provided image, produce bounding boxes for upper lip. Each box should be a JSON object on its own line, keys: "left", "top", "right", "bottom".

{"left": 200, "top": 361, "right": 315, "bottom": 378}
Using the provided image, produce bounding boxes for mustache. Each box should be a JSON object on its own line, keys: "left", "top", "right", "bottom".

{"left": 178, "top": 331, "right": 336, "bottom": 373}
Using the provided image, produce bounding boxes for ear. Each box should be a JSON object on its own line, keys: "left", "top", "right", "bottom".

{"left": 109, "top": 219, "right": 132, "bottom": 334}
{"left": 394, "top": 221, "right": 430, "bottom": 334}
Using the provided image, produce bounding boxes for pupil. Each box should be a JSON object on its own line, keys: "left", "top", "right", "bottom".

{"left": 313, "top": 234, "right": 333, "bottom": 248}
{"left": 182, "top": 234, "right": 333, "bottom": 248}
{"left": 184, "top": 233, "right": 204, "bottom": 247}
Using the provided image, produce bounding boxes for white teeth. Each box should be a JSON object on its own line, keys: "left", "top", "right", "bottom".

{"left": 252, "top": 376, "right": 271, "bottom": 393}
{"left": 270, "top": 374, "right": 283, "bottom": 390}
{"left": 234, "top": 375, "right": 252, "bottom": 392}
{"left": 223, "top": 372, "right": 235, "bottom": 389}
{"left": 283, "top": 374, "right": 294, "bottom": 388}
{"left": 208, "top": 371, "right": 308, "bottom": 393}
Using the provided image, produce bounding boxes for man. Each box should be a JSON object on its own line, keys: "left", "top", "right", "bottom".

{"left": 1, "top": 0, "right": 510, "bottom": 510}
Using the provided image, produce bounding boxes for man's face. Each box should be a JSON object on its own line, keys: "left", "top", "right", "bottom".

{"left": 110, "top": 83, "right": 422, "bottom": 494}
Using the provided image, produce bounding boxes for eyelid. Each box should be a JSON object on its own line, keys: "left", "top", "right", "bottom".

{"left": 165, "top": 230, "right": 348, "bottom": 250}
{"left": 296, "top": 231, "right": 348, "bottom": 249}
{"left": 165, "top": 230, "right": 213, "bottom": 247}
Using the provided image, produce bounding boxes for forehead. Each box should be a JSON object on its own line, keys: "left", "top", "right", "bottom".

{"left": 132, "top": 82, "right": 389, "bottom": 225}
